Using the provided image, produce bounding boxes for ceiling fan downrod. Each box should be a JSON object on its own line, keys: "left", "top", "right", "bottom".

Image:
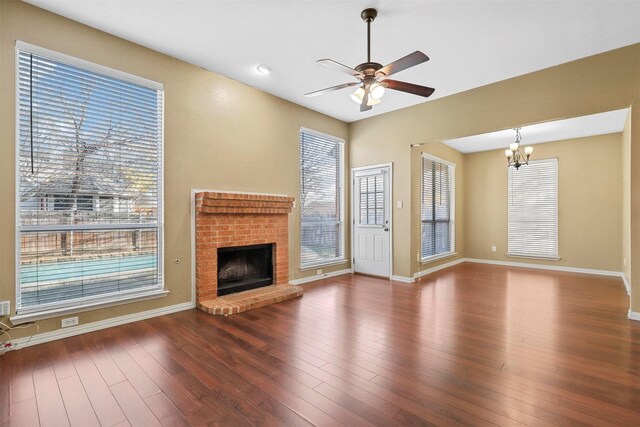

{"left": 361, "top": 8, "right": 377, "bottom": 63}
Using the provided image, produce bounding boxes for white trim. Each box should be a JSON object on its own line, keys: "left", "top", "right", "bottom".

{"left": 628, "top": 310, "right": 640, "bottom": 322}
{"left": 11, "top": 290, "right": 170, "bottom": 324}
{"left": 190, "top": 190, "right": 198, "bottom": 306}
{"left": 16, "top": 41, "right": 163, "bottom": 90}
{"left": 299, "top": 129, "right": 346, "bottom": 270}
{"left": 507, "top": 253, "right": 561, "bottom": 262}
{"left": 299, "top": 126, "right": 346, "bottom": 144}
{"left": 351, "top": 162, "right": 394, "bottom": 279}
{"left": 289, "top": 268, "right": 352, "bottom": 285}
{"left": 465, "top": 258, "right": 624, "bottom": 277}
{"left": 414, "top": 258, "right": 465, "bottom": 279}
{"left": 14, "top": 42, "right": 21, "bottom": 310}
{"left": 391, "top": 275, "right": 415, "bottom": 283}
{"left": 622, "top": 275, "right": 631, "bottom": 296}
{"left": 421, "top": 152, "right": 456, "bottom": 168}
{"left": 299, "top": 259, "right": 349, "bottom": 271}
{"left": 8, "top": 301, "right": 194, "bottom": 350}
{"left": 465, "top": 258, "right": 629, "bottom": 296}
{"left": 420, "top": 153, "right": 456, "bottom": 263}
{"left": 421, "top": 251, "right": 458, "bottom": 264}
{"left": 14, "top": 43, "right": 166, "bottom": 318}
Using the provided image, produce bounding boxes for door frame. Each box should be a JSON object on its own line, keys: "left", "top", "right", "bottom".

{"left": 351, "top": 162, "right": 393, "bottom": 279}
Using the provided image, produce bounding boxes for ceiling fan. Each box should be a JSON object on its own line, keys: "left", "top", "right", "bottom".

{"left": 305, "top": 8, "right": 435, "bottom": 112}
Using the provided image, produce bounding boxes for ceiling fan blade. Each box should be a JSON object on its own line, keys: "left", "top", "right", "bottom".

{"left": 382, "top": 79, "right": 435, "bottom": 98}
{"left": 375, "top": 51, "right": 429, "bottom": 78}
{"left": 360, "top": 86, "right": 372, "bottom": 112}
{"left": 304, "top": 82, "right": 360, "bottom": 98}
{"left": 317, "top": 59, "right": 365, "bottom": 78}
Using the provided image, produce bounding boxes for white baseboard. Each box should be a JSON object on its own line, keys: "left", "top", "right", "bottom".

{"left": 622, "top": 275, "right": 631, "bottom": 296}
{"left": 628, "top": 310, "right": 640, "bottom": 321}
{"left": 289, "top": 268, "right": 352, "bottom": 285}
{"left": 7, "top": 301, "right": 195, "bottom": 351}
{"left": 465, "top": 258, "right": 623, "bottom": 277}
{"left": 414, "top": 258, "right": 466, "bottom": 279}
{"left": 391, "top": 275, "right": 415, "bottom": 283}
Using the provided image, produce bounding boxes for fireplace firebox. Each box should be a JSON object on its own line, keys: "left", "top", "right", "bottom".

{"left": 216, "top": 244, "right": 273, "bottom": 296}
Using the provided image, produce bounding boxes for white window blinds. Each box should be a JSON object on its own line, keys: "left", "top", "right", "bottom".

{"left": 421, "top": 154, "right": 455, "bottom": 260}
{"left": 299, "top": 129, "right": 345, "bottom": 268}
{"left": 508, "top": 158, "right": 558, "bottom": 259}
{"left": 16, "top": 43, "right": 164, "bottom": 315}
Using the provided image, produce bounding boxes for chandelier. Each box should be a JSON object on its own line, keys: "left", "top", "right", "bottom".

{"left": 504, "top": 128, "right": 533, "bottom": 169}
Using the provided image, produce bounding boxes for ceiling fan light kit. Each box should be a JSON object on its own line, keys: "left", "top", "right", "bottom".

{"left": 305, "top": 8, "right": 435, "bottom": 112}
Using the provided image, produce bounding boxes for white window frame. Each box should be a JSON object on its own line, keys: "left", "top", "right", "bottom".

{"left": 507, "top": 158, "right": 559, "bottom": 261}
{"left": 299, "top": 127, "right": 346, "bottom": 269}
{"left": 420, "top": 153, "right": 456, "bottom": 263}
{"left": 12, "top": 42, "right": 166, "bottom": 323}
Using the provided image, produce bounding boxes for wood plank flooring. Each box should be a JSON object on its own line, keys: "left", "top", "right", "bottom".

{"left": 1, "top": 262, "right": 639, "bottom": 426}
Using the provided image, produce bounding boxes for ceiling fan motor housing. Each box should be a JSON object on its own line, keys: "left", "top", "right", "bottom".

{"left": 361, "top": 8, "right": 378, "bottom": 22}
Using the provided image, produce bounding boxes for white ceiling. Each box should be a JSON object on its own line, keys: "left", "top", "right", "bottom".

{"left": 442, "top": 108, "right": 629, "bottom": 153}
{"left": 25, "top": 1, "right": 640, "bottom": 123}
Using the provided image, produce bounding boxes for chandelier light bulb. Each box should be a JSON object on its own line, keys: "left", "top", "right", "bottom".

{"left": 369, "top": 83, "right": 386, "bottom": 100}
{"left": 350, "top": 87, "right": 365, "bottom": 104}
{"left": 350, "top": 87, "right": 382, "bottom": 106}
{"left": 524, "top": 146, "right": 534, "bottom": 155}
{"left": 504, "top": 149, "right": 513, "bottom": 158}
{"left": 509, "top": 142, "right": 519, "bottom": 152}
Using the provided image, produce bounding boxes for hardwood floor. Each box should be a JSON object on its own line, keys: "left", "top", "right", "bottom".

{"left": 1, "top": 262, "right": 639, "bottom": 426}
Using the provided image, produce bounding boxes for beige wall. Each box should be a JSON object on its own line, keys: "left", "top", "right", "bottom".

{"left": 411, "top": 143, "right": 465, "bottom": 276}
{"left": 0, "top": 1, "right": 349, "bottom": 337}
{"left": 465, "top": 135, "right": 622, "bottom": 271}
{"left": 351, "top": 43, "right": 640, "bottom": 284}
{"left": 2, "top": 0, "right": 640, "bottom": 342}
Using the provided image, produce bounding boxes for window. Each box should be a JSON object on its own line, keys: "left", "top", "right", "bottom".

{"left": 508, "top": 158, "right": 558, "bottom": 259}
{"left": 421, "top": 154, "right": 455, "bottom": 261}
{"left": 299, "top": 128, "right": 345, "bottom": 268}
{"left": 358, "top": 174, "right": 385, "bottom": 225}
{"left": 16, "top": 42, "right": 164, "bottom": 318}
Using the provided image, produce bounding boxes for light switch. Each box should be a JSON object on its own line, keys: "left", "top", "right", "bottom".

{"left": 396, "top": 201, "right": 403, "bottom": 208}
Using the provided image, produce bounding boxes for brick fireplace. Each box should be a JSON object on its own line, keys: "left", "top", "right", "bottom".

{"left": 194, "top": 191, "right": 301, "bottom": 315}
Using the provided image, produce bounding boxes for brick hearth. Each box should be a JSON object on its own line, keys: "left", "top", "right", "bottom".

{"left": 194, "top": 191, "right": 301, "bottom": 314}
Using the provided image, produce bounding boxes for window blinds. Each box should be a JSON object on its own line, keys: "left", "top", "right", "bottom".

{"left": 421, "top": 155, "right": 455, "bottom": 260}
{"left": 299, "top": 129, "right": 345, "bottom": 268}
{"left": 17, "top": 44, "right": 163, "bottom": 314}
{"left": 508, "top": 158, "right": 558, "bottom": 259}
{"left": 358, "top": 174, "right": 384, "bottom": 225}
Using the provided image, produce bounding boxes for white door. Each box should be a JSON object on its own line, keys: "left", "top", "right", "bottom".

{"left": 352, "top": 165, "right": 391, "bottom": 277}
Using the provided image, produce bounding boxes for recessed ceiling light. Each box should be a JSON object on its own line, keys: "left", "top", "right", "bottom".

{"left": 256, "top": 64, "right": 272, "bottom": 75}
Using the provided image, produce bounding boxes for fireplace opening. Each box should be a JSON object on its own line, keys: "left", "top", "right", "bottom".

{"left": 217, "top": 243, "right": 273, "bottom": 296}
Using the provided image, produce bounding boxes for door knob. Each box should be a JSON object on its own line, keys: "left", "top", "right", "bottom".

{"left": 383, "top": 227, "right": 389, "bottom": 232}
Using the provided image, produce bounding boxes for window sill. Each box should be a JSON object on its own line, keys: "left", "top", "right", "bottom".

{"left": 507, "top": 253, "right": 561, "bottom": 262}
{"left": 11, "top": 289, "right": 169, "bottom": 325}
{"left": 300, "top": 259, "right": 349, "bottom": 272}
{"left": 421, "top": 252, "right": 457, "bottom": 265}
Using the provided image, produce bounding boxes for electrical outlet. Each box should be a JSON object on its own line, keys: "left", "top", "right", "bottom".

{"left": 292, "top": 200, "right": 296, "bottom": 208}
{"left": 491, "top": 245, "right": 497, "bottom": 253}
{"left": 316, "top": 269, "right": 323, "bottom": 275}
{"left": 0, "top": 301, "right": 10, "bottom": 316}
{"left": 61, "top": 316, "right": 79, "bottom": 328}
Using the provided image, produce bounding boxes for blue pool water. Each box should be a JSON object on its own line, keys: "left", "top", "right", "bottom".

{"left": 20, "top": 254, "right": 157, "bottom": 284}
